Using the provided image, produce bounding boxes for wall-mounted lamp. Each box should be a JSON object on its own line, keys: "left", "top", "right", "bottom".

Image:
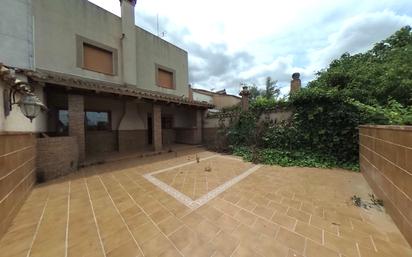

{"left": 5, "top": 86, "right": 47, "bottom": 122}
{"left": 1, "top": 65, "right": 47, "bottom": 122}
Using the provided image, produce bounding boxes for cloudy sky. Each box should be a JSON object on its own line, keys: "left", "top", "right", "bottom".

{"left": 89, "top": 0, "right": 412, "bottom": 95}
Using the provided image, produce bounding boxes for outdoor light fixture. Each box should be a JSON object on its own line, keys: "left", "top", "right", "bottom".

{"left": 17, "top": 94, "right": 46, "bottom": 122}
{"left": 4, "top": 82, "right": 47, "bottom": 122}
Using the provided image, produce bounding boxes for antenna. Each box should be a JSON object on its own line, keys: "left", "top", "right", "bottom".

{"left": 156, "top": 14, "right": 167, "bottom": 38}
{"left": 156, "top": 14, "right": 159, "bottom": 36}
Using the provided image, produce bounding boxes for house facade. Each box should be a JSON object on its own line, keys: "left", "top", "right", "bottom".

{"left": 0, "top": 0, "right": 212, "bottom": 183}
{"left": 191, "top": 88, "right": 241, "bottom": 110}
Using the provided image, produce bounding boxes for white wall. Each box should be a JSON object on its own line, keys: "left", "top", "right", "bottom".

{"left": 0, "top": 80, "right": 47, "bottom": 132}
{"left": 118, "top": 102, "right": 151, "bottom": 130}
{"left": 0, "top": 0, "right": 33, "bottom": 69}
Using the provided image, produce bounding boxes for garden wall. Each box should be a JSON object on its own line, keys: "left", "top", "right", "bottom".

{"left": 359, "top": 125, "right": 412, "bottom": 245}
{"left": 203, "top": 109, "right": 293, "bottom": 146}
{"left": 0, "top": 133, "right": 36, "bottom": 239}
{"left": 37, "top": 136, "right": 79, "bottom": 181}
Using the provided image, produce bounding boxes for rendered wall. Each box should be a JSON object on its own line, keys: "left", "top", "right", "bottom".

{"left": 0, "top": 81, "right": 47, "bottom": 133}
{"left": 0, "top": 133, "right": 36, "bottom": 239}
{"left": 33, "top": 0, "right": 122, "bottom": 84}
{"left": 33, "top": 0, "right": 189, "bottom": 97}
{"left": 359, "top": 125, "right": 412, "bottom": 245}
{"left": 136, "top": 27, "right": 189, "bottom": 97}
{"left": 0, "top": 0, "right": 33, "bottom": 69}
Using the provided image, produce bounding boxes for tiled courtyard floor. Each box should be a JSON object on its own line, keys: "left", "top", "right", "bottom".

{"left": 1, "top": 148, "right": 411, "bottom": 257}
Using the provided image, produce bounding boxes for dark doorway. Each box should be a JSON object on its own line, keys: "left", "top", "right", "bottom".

{"left": 147, "top": 115, "right": 152, "bottom": 145}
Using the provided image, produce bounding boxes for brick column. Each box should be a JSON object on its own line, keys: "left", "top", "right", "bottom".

{"left": 239, "top": 86, "right": 250, "bottom": 112}
{"left": 153, "top": 104, "right": 162, "bottom": 151}
{"left": 194, "top": 109, "right": 203, "bottom": 144}
{"left": 290, "top": 72, "right": 301, "bottom": 94}
{"left": 68, "top": 95, "right": 85, "bottom": 162}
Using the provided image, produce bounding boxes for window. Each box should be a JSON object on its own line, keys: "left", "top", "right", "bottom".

{"left": 162, "top": 116, "right": 173, "bottom": 129}
{"left": 156, "top": 65, "right": 175, "bottom": 89}
{"left": 85, "top": 111, "right": 111, "bottom": 131}
{"left": 77, "top": 35, "right": 118, "bottom": 75}
{"left": 57, "top": 109, "right": 69, "bottom": 135}
{"left": 83, "top": 43, "right": 114, "bottom": 74}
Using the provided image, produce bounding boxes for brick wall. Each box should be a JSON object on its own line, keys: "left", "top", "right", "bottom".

{"left": 68, "top": 95, "right": 85, "bottom": 162}
{"left": 359, "top": 125, "right": 412, "bottom": 245}
{"left": 119, "top": 130, "right": 148, "bottom": 151}
{"left": 37, "top": 136, "right": 79, "bottom": 181}
{"left": 153, "top": 105, "right": 162, "bottom": 151}
{"left": 0, "top": 133, "right": 36, "bottom": 239}
{"left": 175, "top": 128, "right": 200, "bottom": 144}
{"left": 86, "top": 131, "right": 117, "bottom": 154}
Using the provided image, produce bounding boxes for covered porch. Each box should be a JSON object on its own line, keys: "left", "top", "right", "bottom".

{"left": 29, "top": 70, "right": 212, "bottom": 180}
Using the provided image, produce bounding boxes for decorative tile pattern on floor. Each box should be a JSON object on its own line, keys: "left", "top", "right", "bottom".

{"left": 144, "top": 155, "right": 260, "bottom": 209}
{"left": 0, "top": 148, "right": 411, "bottom": 257}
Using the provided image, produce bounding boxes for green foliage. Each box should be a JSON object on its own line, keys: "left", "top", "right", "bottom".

{"left": 264, "top": 76, "right": 280, "bottom": 99}
{"left": 309, "top": 26, "right": 412, "bottom": 106}
{"left": 232, "top": 146, "right": 359, "bottom": 171}
{"left": 223, "top": 27, "right": 411, "bottom": 171}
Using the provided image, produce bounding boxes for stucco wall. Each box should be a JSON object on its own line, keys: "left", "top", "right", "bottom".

{"left": 136, "top": 27, "right": 189, "bottom": 97}
{"left": 0, "top": 81, "right": 47, "bottom": 132}
{"left": 359, "top": 125, "right": 412, "bottom": 245}
{"left": 33, "top": 0, "right": 123, "bottom": 84}
{"left": 0, "top": 0, "right": 33, "bottom": 69}
{"left": 32, "top": 0, "right": 189, "bottom": 97}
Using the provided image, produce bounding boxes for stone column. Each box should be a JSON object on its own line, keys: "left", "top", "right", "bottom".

{"left": 239, "top": 86, "right": 251, "bottom": 112}
{"left": 68, "top": 94, "right": 85, "bottom": 162}
{"left": 153, "top": 104, "right": 162, "bottom": 151}
{"left": 290, "top": 72, "right": 301, "bottom": 94}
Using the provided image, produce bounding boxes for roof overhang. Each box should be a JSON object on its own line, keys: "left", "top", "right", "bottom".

{"left": 26, "top": 69, "right": 214, "bottom": 109}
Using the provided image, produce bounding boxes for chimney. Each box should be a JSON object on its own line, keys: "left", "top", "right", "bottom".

{"left": 120, "top": 0, "right": 137, "bottom": 86}
{"left": 290, "top": 72, "right": 301, "bottom": 94}
{"left": 188, "top": 84, "right": 193, "bottom": 101}
{"left": 239, "top": 86, "right": 251, "bottom": 112}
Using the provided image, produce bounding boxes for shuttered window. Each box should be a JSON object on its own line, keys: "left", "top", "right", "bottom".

{"left": 157, "top": 68, "right": 174, "bottom": 89}
{"left": 83, "top": 43, "right": 113, "bottom": 75}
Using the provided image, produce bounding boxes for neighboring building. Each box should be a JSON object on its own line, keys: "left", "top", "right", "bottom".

{"left": 0, "top": 0, "right": 212, "bottom": 161}
{"left": 191, "top": 88, "right": 241, "bottom": 110}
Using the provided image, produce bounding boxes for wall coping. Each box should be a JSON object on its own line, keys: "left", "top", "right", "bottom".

{"left": 0, "top": 131, "right": 37, "bottom": 136}
{"left": 359, "top": 125, "right": 412, "bottom": 131}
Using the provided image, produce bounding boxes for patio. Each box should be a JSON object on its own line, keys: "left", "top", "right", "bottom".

{"left": 1, "top": 147, "right": 411, "bottom": 257}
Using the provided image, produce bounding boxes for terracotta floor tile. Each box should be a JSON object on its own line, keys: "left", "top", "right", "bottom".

{"left": 271, "top": 212, "right": 297, "bottom": 230}
{"left": 251, "top": 218, "right": 279, "bottom": 238}
{"left": 287, "top": 208, "right": 310, "bottom": 223}
{"left": 237, "top": 198, "right": 257, "bottom": 211}
{"left": 158, "top": 216, "right": 184, "bottom": 236}
{"left": 212, "top": 231, "right": 239, "bottom": 256}
{"left": 1, "top": 149, "right": 411, "bottom": 257}
{"left": 294, "top": 221, "right": 322, "bottom": 244}
{"left": 141, "top": 233, "right": 174, "bottom": 257}
{"left": 106, "top": 240, "right": 143, "bottom": 257}
{"left": 275, "top": 227, "right": 305, "bottom": 254}
{"left": 215, "top": 214, "right": 240, "bottom": 233}
{"left": 305, "top": 240, "right": 340, "bottom": 257}
{"left": 253, "top": 206, "right": 274, "bottom": 220}
{"left": 234, "top": 209, "right": 257, "bottom": 226}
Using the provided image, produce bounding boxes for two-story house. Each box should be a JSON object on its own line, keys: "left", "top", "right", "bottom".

{"left": 1, "top": 0, "right": 212, "bottom": 163}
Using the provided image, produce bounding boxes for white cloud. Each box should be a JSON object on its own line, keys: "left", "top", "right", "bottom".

{"left": 88, "top": 0, "right": 412, "bottom": 95}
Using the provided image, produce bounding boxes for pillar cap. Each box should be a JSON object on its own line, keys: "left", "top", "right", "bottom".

{"left": 239, "top": 86, "right": 251, "bottom": 96}
{"left": 120, "top": 0, "right": 137, "bottom": 6}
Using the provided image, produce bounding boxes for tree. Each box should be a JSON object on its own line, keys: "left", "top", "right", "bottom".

{"left": 309, "top": 26, "right": 412, "bottom": 106}
{"left": 264, "top": 76, "right": 280, "bottom": 99}
{"left": 248, "top": 84, "right": 261, "bottom": 100}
